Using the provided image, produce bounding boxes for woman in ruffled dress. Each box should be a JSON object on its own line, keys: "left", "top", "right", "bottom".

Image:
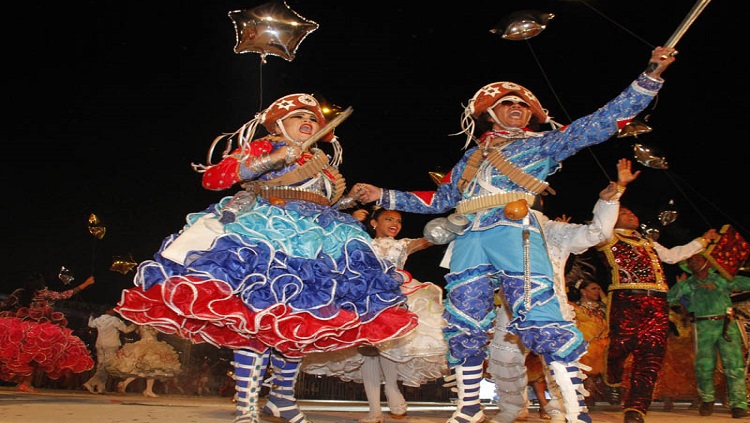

{"left": 108, "top": 325, "right": 181, "bottom": 397}
{"left": 304, "top": 208, "right": 448, "bottom": 423}
{"left": 115, "top": 93, "right": 418, "bottom": 423}
{"left": 0, "top": 274, "right": 95, "bottom": 392}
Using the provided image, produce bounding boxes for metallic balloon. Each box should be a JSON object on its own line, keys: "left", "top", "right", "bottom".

{"left": 490, "top": 10, "right": 555, "bottom": 41}
{"left": 88, "top": 213, "right": 107, "bottom": 240}
{"left": 423, "top": 217, "right": 457, "bottom": 245}
{"left": 633, "top": 143, "right": 669, "bottom": 169}
{"left": 428, "top": 171, "right": 446, "bottom": 186}
{"left": 110, "top": 255, "right": 138, "bottom": 275}
{"left": 659, "top": 210, "right": 678, "bottom": 226}
{"left": 228, "top": 1, "right": 319, "bottom": 62}
{"left": 58, "top": 266, "right": 74, "bottom": 285}
{"left": 659, "top": 200, "right": 678, "bottom": 226}
{"left": 617, "top": 119, "right": 652, "bottom": 138}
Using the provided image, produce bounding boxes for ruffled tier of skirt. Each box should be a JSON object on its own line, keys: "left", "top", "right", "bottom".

{"left": 116, "top": 198, "right": 418, "bottom": 357}
{"left": 303, "top": 276, "right": 449, "bottom": 387}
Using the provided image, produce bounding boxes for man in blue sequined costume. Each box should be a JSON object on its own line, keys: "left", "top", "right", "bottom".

{"left": 354, "top": 47, "right": 677, "bottom": 423}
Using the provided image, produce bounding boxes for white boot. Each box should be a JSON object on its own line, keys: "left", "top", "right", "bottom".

{"left": 447, "top": 356, "right": 486, "bottom": 423}
{"left": 233, "top": 349, "right": 270, "bottom": 423}
{"left": 547, "top": 361, "right": 591, "bottom": 423}
{"left": 541, "top": 364, "right": 566, "bottom": 423}
{"left": 488, "top": 305, "right": 528, "bottom": 423}
{"left": 262, "top": 352, "right": 311, "bottom": 423}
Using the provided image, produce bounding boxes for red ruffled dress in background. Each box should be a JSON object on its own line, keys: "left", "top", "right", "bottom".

{"left": 0, "top": 288, "right": 94, "bottom": 383}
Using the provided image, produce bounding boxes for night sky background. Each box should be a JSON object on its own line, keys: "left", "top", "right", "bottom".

{"left": 4, "top": 0, "right": 746, "bottom": 305}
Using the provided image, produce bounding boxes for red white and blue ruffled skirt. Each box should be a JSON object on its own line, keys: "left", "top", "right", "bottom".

{"left": 116, "top": 196, "right": 418, "bottom": 358}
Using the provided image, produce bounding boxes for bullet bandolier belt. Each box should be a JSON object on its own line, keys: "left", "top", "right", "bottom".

{"left": 455, "top": 192, "right": 536, "bottom": 215}
{"left": 253, "top": 186, "right": 331, "bottom": 206}
{"left": 240, "top": 148, "right": 347, "bottom": 205}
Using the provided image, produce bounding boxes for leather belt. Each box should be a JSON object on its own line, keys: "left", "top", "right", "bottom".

{"left": 694, "top": 315, "right": 726, "bottom": 321}
{"left": 618, "top": 289, "right": 666, "bottom": 298}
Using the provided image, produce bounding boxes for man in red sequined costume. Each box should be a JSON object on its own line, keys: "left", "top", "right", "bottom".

{"left": 595, "top": 208, "right": 719, "bottom": 423}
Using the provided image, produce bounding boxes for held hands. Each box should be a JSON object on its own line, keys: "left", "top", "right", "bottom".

{"left": 348, "top": 183, "right": 382, "bottom": 204}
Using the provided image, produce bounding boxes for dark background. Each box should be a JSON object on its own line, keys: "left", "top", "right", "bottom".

{"left": 3, "top": 0, "right": 746, "bottom": 304}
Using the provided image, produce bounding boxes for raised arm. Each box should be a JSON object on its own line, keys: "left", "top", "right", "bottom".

{"left": 600, "top": 158, "right": 641, "bottom": 201}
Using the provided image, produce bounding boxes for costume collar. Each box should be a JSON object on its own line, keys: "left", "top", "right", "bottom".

{"left": 614, "top": 228, "right": 651, "bottom": 245}
{"left": 479, "top": 129, "right": 537, "bottom": 148}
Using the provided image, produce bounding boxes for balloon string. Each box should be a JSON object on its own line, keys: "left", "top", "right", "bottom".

{"left": 576, "top": 0, "right": 656, "bottom": 49}
{"left": 663, "top": 170, "right": 749, "bottom": 235}
{"left": 524, "top": 40, "right": 610, "bottom": 182}
{"left": 90, "top": 239, "right": 97, "bottom": 277}
{"left": 258, "top": 57, "right": 265, "bottom": 111}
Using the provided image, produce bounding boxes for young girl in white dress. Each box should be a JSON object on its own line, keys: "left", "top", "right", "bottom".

{"left": 304, "top": 208, "right": 448, "bottom": 423}
{"left": 107, "top": 325, "right": 182, "bottom": 397}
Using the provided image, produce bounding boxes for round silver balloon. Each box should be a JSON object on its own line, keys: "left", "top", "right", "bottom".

{"left": 659, "top": 210, "right": 678, "bottom": 226}
{"left": 633, "top": 143, "right": 669, "bottom": 169}
{"left": 58, "top": 266, "right": 74, "bottom": 285}
{"left": 490, "top": 10, "right": 555, "bottom": 41}
{"left": 423, "top": 217, "right": 457, "bottom": 245}
{"left": 658, "top": 200, "right": 678, "bottom": 226}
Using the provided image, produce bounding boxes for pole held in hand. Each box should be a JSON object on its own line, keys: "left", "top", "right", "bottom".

{"left": 645, "top": 0, "right": 712, "bottom": 72}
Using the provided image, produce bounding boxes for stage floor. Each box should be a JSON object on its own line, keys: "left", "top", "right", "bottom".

{"left": 0, "top": 387, "right": 739, "bottom": 423}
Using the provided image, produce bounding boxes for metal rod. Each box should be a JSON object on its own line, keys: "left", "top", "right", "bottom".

{"left": 664, "top": 0, "right": 712, "bottom": 48}
{"left": 301, "top": 106, "right": 353, "bottom": 151}
{"left": 645, "top": 0, "right": 712, "bottom": 73}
